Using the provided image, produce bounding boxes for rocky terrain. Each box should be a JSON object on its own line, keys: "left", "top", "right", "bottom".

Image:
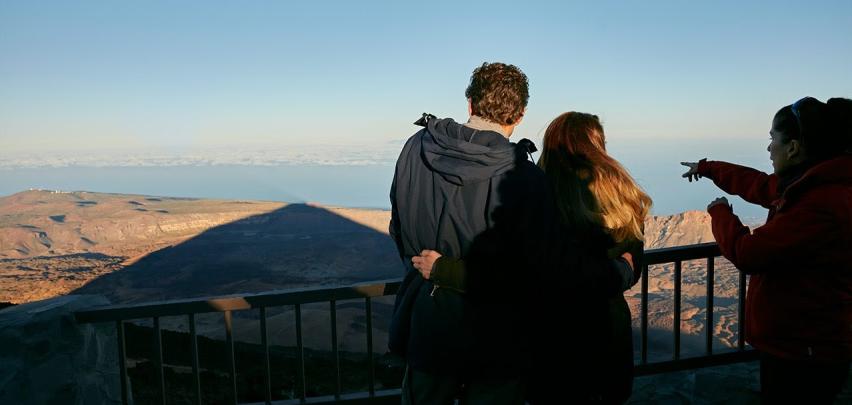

{"left": 0, "top": 190, "right": 393, "bottom": 304}
{"left": 632, "top": 210, "right": 746, "bottom": 356}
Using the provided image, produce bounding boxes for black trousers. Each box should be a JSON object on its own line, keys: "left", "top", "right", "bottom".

{"left": 760, "top": 352, "right": 850, "bottom": 404}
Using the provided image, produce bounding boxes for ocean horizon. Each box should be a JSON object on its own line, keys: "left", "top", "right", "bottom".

{"left": 0, "top": 136, "right": 773, "bottom": 221}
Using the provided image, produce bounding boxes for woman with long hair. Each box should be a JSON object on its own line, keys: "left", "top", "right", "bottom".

{"left": 538, "top": 111, "right": 650, "bottom": 271}
{"left": 412, "top": 112, "right": 651, "bottom": 403}
{"left": 529, "top": 112, "right": 650, "bottom": 404}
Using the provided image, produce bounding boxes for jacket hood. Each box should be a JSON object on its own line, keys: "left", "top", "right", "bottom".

{"left": 784, "top": 153, "right": 852, "bottom": 198}
{"left": 421, "top": 118, "right": 517, "bottom": 186}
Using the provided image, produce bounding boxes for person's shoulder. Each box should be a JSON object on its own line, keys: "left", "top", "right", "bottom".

{"left": 515, "top": 159, "right": 547, "bottom": 186}
{"left": 397, "top": 128, "right": 427, "bottom": 154}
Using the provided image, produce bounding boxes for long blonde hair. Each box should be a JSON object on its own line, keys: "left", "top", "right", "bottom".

{"left": 538, "top": 112, "right": 651, "bottom": 243}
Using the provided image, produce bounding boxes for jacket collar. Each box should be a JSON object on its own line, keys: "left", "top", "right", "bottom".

{"left": 775, "top": 154, "right": 852, "bottom": 209}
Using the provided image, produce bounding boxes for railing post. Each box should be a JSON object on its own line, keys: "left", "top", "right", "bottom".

{"left": 116, "top": 320, "right": 129, "bottom": 405}
{"left": 189, "top": 313, "right": 202, "bottom": 405}
{"left": 295, "top": 304, "right": 306, "bottom": 400}
{"left": 705, "top": 256, "right": 715, "bottom": 356}
{"left": 738, "top": 272, "right": 747, "bottom": 351}
{"left": 224, "top": 310, "right": 237, "bottom": 405}
{"left": 673, "top": 261, "right": 682, "bottom": 360}
{"left": 330, "top": 300, "right": 341, "bottom": 399}
{"left": 260, "top": 307, "right": 272, "bottom": 404}
{"left": 152, "top": 317, "right": 166, "bottom": 405}
{"left": 366, "top": 297, "right": 375, "bottom": 397}
{"left": 640, "top": 264, "right": 649, "bottom": 365}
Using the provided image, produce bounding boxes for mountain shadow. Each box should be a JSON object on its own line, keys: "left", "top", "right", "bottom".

{"left": 72, "top": 203, "right": 403, "bottom": 304}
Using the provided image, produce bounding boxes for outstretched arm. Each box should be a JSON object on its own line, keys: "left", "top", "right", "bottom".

{"left": 682, "top": 159, "right": 778, "bottom": 209}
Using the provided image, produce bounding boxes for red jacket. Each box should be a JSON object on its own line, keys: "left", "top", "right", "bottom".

{"left": 699, "top": 155, "right": 852, "bottom": 362}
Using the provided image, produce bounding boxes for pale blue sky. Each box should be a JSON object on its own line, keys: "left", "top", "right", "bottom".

{"left": 1, "top": 0, "right": 851, "bottom": 154}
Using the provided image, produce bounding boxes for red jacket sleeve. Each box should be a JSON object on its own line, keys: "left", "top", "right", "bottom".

{"left": 698, "top": 160, "right": 778, "bottom": 209}
{"left": 708, "top": 196, "right": 841, "bottom": 274}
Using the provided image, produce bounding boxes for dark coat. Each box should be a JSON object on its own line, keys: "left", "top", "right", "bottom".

{"left": 388, "top": 117, "right": 547, "bottom": 376}
{"left": 701, "top": 154, "right": 852, "bottom": 362}
{"left": 526, "top": 227, "right": 638, "bottom": 405}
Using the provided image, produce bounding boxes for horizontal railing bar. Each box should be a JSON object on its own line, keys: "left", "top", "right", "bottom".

{"left": 240, "top": 388, "right": 402, "bottom": 405}
{"left": 635, "top": 349, "right": 759, "bottom": 376}
{"left": 75, "top": 280, "right": 401, "bottom": 323}
{"left": 643, "top": 242, "right": 720, "bottom": 264}
{"left": 77, "top": 244, "right": 725, "bottom": 324}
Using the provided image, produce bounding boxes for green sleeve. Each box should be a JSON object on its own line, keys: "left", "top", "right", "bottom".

{"left": 431, "top": 256, "right": 467, "bottom": 293}
{"left": 608, "top": 237, "right": 645, "bottom": 289}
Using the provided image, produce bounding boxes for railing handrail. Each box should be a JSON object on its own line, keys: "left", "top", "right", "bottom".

{"left": 643, "top": 241, "right": 720, "bottom": 263}
{"left": 75, "top": 242, "right": 723, "bottom": 324}
{"left": 75, "top": 279, "right": 401, "bottom": 324}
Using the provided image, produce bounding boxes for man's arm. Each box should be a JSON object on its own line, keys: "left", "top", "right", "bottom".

{"left": 431, "top": 256, "right": 467, "bottom": 293}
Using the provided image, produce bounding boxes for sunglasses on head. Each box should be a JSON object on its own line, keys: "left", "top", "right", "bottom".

{"left": 789, "top": 97, "right": 809, "bottom": 133}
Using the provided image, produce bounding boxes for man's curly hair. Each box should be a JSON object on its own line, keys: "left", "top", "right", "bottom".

{"left": 465, "top": 62, "right": 529, "bottom": 126}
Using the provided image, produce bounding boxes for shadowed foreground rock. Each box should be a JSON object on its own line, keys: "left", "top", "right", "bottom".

{"left": 0, "top": 295, "right": 123, "bottom": 404}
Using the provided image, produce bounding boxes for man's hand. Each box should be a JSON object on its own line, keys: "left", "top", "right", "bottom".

{"left": 621, "top": 251, "right": 634, "bottom": 271}
{"left": 681, "top": 161, "right": 702, "bottom": 182}
{"left": 707, "top": 196, "right": 730, "bottom": 211}
{"left": 412, "top": 250, "right": 442, "bottom": 280}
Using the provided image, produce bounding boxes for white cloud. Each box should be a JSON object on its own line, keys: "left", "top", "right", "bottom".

{"left": 0, "top": 141, "right": 409, "bottom": 169}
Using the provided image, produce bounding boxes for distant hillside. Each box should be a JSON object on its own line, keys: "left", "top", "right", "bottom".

{"left": 0, "top": 190, "right": 286, "bottom": 260}
{"left": 0, "top": 190, "right": 394, "bottom": 304}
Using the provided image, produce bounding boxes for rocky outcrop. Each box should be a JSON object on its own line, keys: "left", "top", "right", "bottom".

{"left": 0, "top": 295, "right": 123, "bottom": 404}
{"left": 644, "top": 210, "right": 716, "bottom": 249}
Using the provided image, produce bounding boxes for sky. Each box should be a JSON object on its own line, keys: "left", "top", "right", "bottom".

{"left": 2, "top": 0, "right": 851, "bottom": 156}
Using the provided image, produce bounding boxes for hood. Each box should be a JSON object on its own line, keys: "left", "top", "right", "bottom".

{"left": 420, "top": 118, "right": 517, "bottom": 186}
{"left": 784, "top": 153, "right": 852, "bottom": 198}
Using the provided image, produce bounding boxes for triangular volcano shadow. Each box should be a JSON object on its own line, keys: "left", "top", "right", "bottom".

{"left": 72, "top": 203, "right": 403, "bottom": 304}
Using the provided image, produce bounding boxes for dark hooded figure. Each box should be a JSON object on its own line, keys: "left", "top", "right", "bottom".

{"left": 388, "top": 62, "right": 546, "bottom": 404}
{"left": 682, "top": 97, "right": 852, "bottom": 404}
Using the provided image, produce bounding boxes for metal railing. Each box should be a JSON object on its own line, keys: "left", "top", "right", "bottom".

{"left": 635, "top": 242, "right": 756, "bottom": 376}
{"left": 75, "top": 242, "right": 755, "bottom": 404}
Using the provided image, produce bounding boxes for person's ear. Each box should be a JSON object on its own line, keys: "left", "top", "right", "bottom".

{"left": 515, "top": 108, "right": 526, "bottom": 125}
{"left": 467, "top": 98, "right": 473, "bottom": 116}
{"left": 787, "top": 139, "right": 804, "bottom": 161}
